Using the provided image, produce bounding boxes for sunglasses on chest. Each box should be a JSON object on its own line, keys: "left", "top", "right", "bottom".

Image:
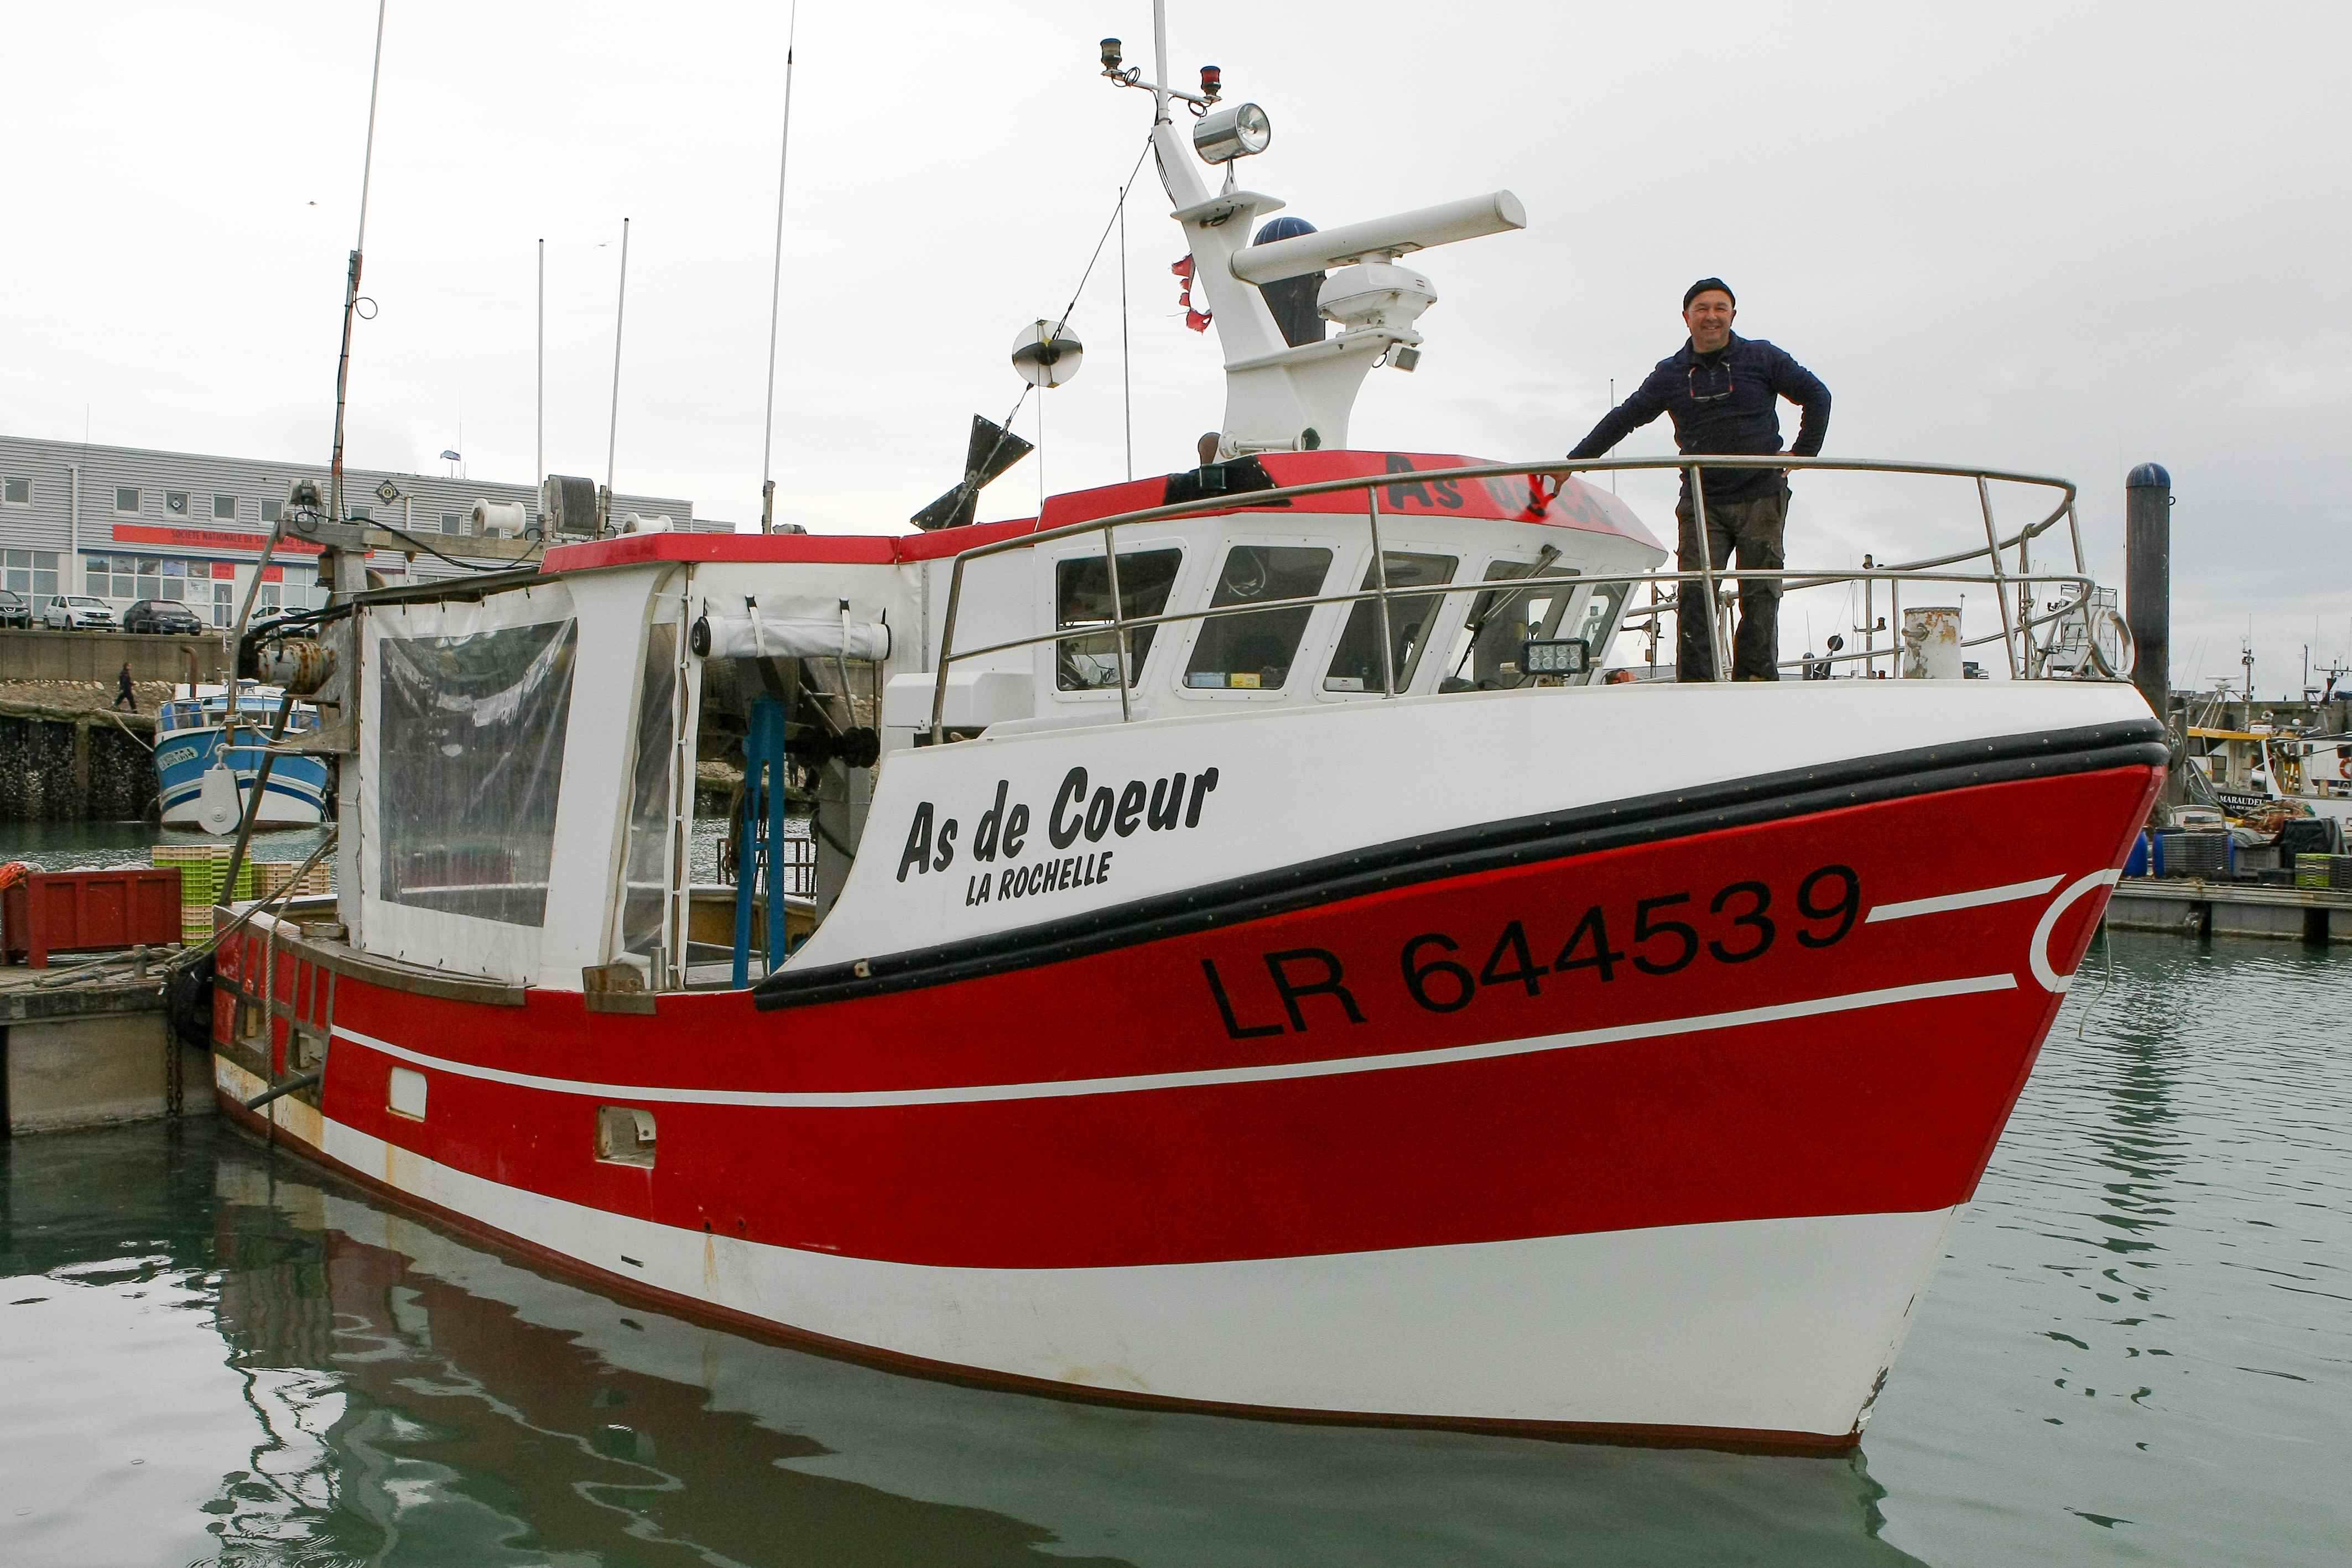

{"left": 1687, "top": 361, "right": 1735, "bottom": 403}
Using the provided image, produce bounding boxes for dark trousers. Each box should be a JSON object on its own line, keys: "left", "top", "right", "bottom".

{"left": 113, "top": 686, "right": 136, "bottom": 712}
{"left": 1675, "top": 483, "right": 1788, "bottom": 682}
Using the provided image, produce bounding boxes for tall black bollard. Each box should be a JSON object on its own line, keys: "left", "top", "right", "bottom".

{"left": 2125, "top": 463, "right": 2171, "bottom": 727}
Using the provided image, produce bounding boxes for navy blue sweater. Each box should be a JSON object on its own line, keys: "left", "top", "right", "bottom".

{"left": 1568, "top": 332, "right": 1831, "bottom": 501}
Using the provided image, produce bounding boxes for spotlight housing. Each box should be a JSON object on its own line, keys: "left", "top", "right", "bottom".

{"left": 1191, "top": 101, "right": 1271, "bottom": 164}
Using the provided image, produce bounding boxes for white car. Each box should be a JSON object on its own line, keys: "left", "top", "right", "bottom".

{"left": 44, "top": 595, "right": 118, "bottom": 631}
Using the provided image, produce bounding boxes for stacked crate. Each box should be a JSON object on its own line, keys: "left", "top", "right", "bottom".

{"left": 254, "top": 859, "right": 334, "bottom": 900}
{"left": 2294, "top": 853, "right": 2333, "bottom": 891}
{"left": 150, "top": 845, "right": 258, "bottom": 943}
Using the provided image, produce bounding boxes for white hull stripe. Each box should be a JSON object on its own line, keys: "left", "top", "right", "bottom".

{"left": 330, "top": 971, "right": 2018, "bottom": 1109}
{"left": 1866, "top": 874, "right": 2061, "bottom": 924}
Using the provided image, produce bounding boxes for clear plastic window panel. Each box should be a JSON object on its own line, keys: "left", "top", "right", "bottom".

{"left": 1325, "top": 551, "right": 1458, "bottom": 692}
{"left": 377, "top": 620, "right": 579, "bottom": 928}
{"left": 618, "top": 623, "right": 679, "bottom": 962}
{"left": 1186, "top": 545, "right": 1333, "bottom": 690}
{"left": 1054, "top": 548, "right": 1182, "bottom": 691}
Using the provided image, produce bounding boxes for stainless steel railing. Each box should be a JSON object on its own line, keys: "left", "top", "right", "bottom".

{"left": 928, "top": 455, "right": 2131, "bottom": 739}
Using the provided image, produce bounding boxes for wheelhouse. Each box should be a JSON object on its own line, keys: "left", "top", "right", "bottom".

{"left": 334, "top": 450, "right": 1662, "bottom": 995}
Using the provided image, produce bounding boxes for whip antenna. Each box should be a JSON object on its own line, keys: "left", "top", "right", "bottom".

{"left": 758, "top": 1, "right": 802, "bottom": 534}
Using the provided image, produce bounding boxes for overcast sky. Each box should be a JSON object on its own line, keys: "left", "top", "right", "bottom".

{"left": 5, "top": 1, "right": 2345, "bottom": 690}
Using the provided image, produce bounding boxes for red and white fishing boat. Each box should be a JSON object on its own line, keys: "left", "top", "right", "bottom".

{"left": 211, "top": 16, "right": 2163, "bottom": 1451}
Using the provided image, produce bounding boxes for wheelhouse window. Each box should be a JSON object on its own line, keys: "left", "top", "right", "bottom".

{"left": 376, "top": 619, "right": 578, "bottom": 928}
{"left": 1184, "top": 545, "right": 1332, "bottom": 691}
{"left": 1325, "top": 551, "right": 1457, "bottom": 692}
{"left": 1568, "top": 581, "right": 1629, "bottom": 673}
{"left": 1447, "top": 560, "right": 1578, "bottom": 689}
{"left": 1054, "top": 548, "right": 1182, "bottom": 691}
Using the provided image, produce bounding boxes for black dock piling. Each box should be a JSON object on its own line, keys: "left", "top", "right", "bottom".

{"left": 2125, "top": 463, "right": 2172, "bottom": 728}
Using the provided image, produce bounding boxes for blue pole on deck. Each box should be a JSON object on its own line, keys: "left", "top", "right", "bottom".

{"left": 732, "top": 696, "right": 789, "bottom": 987}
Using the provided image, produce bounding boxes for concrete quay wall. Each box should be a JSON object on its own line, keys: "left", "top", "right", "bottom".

{"left": 0, "top": 627, "right": 231, "bottom": 685}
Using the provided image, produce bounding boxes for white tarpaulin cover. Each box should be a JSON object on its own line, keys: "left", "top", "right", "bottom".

{"left": 699, "top": 593, "right": 890, "bottom": 662}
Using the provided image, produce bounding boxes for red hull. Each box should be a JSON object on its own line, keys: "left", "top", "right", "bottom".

{"left": 221, "top": 764, "right": 2160, "bottom": 1270}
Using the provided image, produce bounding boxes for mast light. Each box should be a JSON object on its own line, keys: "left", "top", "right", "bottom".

{"left": 1193, "top": 102, "right": 1271, "bottom": 164}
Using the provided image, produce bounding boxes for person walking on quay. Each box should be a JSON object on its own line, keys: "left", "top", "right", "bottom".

{"left": 113, "top": 661, "right": 137, "bottom": 712}
{"left": 1567, "top": 278, "right": 1831, "bottom": 681}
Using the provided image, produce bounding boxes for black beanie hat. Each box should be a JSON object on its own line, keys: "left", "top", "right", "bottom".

{"left": 1683, "top": 277, "right": 1735, "bottom": 310}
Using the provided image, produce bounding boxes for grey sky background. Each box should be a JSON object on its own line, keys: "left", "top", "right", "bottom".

{"left": 4, "top": 2, "right": 2345, "bottom": 691}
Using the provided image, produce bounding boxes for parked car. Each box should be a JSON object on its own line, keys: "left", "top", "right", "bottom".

{"left": 43, "top": 595, "right": 118, "bottom": 631}
{"left": 0, "top": 588, "right": 28, "bottom": 628}
{"left": 123, "top": 598, "right": 205, "bottom": 635}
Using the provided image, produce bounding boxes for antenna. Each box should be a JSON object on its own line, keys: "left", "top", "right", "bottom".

{"left": 1120, "top": 182, "right": 1133, "bottom": 481}
{"left": 535, "top": 237, "right": 544, "bottom": 498}
{"left": 327, "top": 0, "right": 391, "bottom": 527}
{"left": 758, "top": 0, "right": 802, "bottom": 534}
{"left": 606, "top": 216, "right": 630, "bottom": 505}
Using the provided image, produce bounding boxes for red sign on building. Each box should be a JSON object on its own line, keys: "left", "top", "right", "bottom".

{"left": 109, "top": 523, "right": 327, "bottom": 557}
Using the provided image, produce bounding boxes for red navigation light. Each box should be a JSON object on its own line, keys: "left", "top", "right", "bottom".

{"left": 1200, "top": 65, "right": 1222, "bottom": 101}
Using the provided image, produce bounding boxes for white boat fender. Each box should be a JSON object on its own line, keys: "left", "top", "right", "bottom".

{"left": 195, "top": 762, "right": 243, "bottom": 836}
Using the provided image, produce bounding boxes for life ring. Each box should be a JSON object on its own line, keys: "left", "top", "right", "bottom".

{"left": 2339, "top": 751, "right": 2350, "bottom": 780}
{"left": 0, "top": 862, "right": 30, "bottom": 892}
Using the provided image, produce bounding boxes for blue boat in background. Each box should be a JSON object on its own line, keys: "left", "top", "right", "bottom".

{"left": 154, "top": 684, "right": 331, "bottom": 832}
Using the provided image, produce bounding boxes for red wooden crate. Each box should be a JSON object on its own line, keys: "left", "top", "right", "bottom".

{"left": 2, "top": 867, "right": 183, "bottom": 967}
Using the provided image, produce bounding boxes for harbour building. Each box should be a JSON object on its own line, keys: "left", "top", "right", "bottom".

{"left": 0, "top": 433, "right": 707, "bottom": 625}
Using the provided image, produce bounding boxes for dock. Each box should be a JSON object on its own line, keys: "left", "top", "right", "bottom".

{"left": 0, "top": 955, "right": 204, "bottom": 1135}
{"left": 2105, "top": 876, "right": 2352, "bottom": 943}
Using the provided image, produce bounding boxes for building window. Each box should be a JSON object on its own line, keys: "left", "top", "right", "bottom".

{"left": 6, "top": 550, "right": 60, "bottom": 598}
{"left": 90, "top": 554, "right": 137, "bottom": 600}
{"left": 165, "top": 489, "right": 190, "bottom": 517}
{"left": 212, "top": 494, "right": 236, "bottom": 521}
{"left": 160, "top": 560, "right": 188, "bottom": 602}
{"left": 348, "top": 504, "right": 371, "bottom": 522}
{"left": 260, "top": 499, "right": 282, "bottom": 525}
{"left": 115, "top": 487, "right": 141, "bottom": 514}
{"left": 256, "top": 585, "right": 280, "bottom": 617}
{"left": 2, "top": 477, "right": 30, "bottom": 507}
{"left": 441, "top": 512, "right": 460, "bottom": 535}
{"left": 212, "top": 582, "right": 233, "bottom": 628}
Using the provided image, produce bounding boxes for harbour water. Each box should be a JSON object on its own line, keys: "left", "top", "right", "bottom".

{"left": 1, "top": 930, "right": 2345, "bottom": 1565}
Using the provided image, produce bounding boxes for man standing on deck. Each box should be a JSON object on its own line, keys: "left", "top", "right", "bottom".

{"left": 1567, "top": 279, "right": 1831, "bottom": 681}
